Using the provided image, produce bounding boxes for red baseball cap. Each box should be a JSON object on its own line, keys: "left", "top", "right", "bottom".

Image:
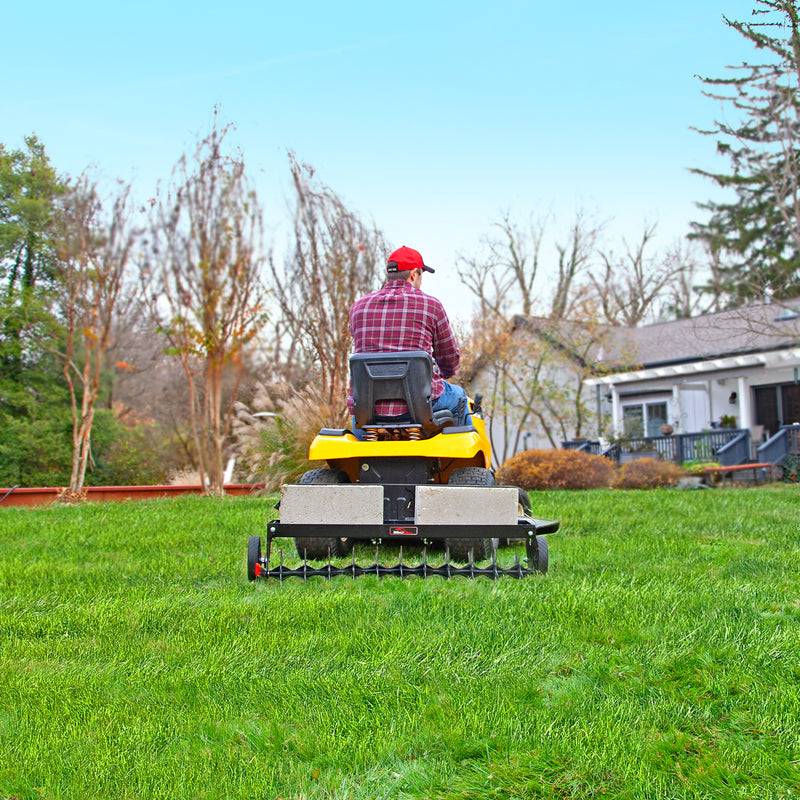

{"left": 386, "top": 246, "right": 435, "bottom": 275}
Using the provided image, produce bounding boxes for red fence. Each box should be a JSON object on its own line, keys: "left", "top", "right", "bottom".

{"left": 0, "top": 484, "right": 267, "bottom": 508}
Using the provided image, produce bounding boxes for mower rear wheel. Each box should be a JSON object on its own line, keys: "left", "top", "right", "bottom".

{"left": 294, "top": 468, "right": 354, "bottom": 560}
{"left": 445, "top": 467, "right": 500, "bottom": 562}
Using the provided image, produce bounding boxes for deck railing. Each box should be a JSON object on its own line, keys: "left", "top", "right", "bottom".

{"left": 716, "top": 432, "right": 750, "bottom": 467}
{"left": 757, "top": 425, "right": 800, "bottom": 465}
{"left": 562, "top": 429, "right": 750, "bottom": 465}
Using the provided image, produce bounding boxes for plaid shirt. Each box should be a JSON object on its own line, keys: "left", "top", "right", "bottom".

{"left": 348, "top": 280, "right": 461, "bottom": 417}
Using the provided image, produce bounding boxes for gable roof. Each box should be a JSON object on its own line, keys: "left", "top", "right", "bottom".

{"left": 603, "top": 303, "right": 800, "bottom": 369}
{"left": 464, "top": 303, "right": 800, "bottom": 387}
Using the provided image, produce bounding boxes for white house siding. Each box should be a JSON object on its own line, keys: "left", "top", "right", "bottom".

{"left": 598, "top": 354, "right": 800, "bottom": 439}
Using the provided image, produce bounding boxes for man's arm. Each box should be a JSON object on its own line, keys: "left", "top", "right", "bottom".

{"left": 431, "top": 302, "right": 460, "bottom": 379}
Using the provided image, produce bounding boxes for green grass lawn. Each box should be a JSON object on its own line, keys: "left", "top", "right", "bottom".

{"left": 1, "top": 486, "right": 799, "bottom": 799}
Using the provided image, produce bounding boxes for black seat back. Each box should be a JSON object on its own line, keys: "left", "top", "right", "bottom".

{"left": 350, "top": 351, "right": 453, "bottom": 436}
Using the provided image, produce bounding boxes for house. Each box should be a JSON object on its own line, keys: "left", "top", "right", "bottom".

{"left": 468, "top": 302, "right": 800, "bottom": 467}
{"left": 588, "top": 303, "right": 800, "bottom": 443}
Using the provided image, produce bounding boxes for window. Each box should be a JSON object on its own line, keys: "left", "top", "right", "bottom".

{"left": 646, "top": 402, "right": 668, "bottom": 436}
{"left": 623, "top": 406, "right": 643, "bottom": 438}
{"left": 622, "top": 401, "right": 668, "bottom": 437}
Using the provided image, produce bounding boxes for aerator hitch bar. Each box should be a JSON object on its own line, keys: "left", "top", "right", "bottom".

{"left": 248, "top": 519, "right": 558, "bottom": 581}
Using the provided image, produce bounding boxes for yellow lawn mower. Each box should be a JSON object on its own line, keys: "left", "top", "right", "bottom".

{"left": 247, "top": 351, "right": 559, "bottom": 580}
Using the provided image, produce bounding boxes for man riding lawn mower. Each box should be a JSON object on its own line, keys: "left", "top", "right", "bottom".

{"left": 247, "top": 247, "right": 559, "bottom": 581}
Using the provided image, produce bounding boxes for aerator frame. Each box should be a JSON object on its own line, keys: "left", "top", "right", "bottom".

{"left": 247, "top": 514, "right": 558, "bottom": 581}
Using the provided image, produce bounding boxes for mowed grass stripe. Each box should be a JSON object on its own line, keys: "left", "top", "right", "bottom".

{"left": 0, "top": 488, "right": 798, "bottom": 798}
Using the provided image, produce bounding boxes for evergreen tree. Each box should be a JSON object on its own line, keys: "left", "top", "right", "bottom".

{"left": 0, "top": 135, "right": 68, "bottom": 414}
{"left": 691, "top": 1, "right": 800, "bottom": 304}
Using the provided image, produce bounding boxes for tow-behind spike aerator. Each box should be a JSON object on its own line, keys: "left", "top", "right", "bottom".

{"left": 247, "top": 351, "right": 559, "bottom": 581}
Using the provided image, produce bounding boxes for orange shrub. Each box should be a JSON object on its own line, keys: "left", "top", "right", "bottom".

{"left": 614, "top": 458, "right": 686, "bottom": 489}
{"left": 496, "top": 448, "right": 615, "bottom": 490}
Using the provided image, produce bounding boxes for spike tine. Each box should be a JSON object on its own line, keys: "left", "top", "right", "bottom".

{"left": 279, "top": 548, "right": 285, "bottom": 583}
{"left": 422, "top": 547, "right": 427, "bottom": 579}
{"left": 351, "top": 547, "right": 357, "bottom": 578}
{"left": 513, "top": 551, "right": 523, "bottom": 578}
{"left": 469, "top": 548, "right": 475, "bottom": 579}
{"left": 375, "top": 544, "right": 380, "bottom": 577}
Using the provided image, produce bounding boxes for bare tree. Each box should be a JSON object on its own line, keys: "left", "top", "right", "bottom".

{"left": 55, "top": 177, "right": 136, "bottom": 496}
{"left": 268, "top": 154, "right": 385, "bottom": 408}
{"left": 657, "top": 239, "right": 717, "bottom": 319}
{"left": 458, "top": 209, "right": 603, "bottom": 320}
{"left": 145, "top": 116, "right": 268, "bottom": 494}
{"left": 457, "top": 211, "right": 608, "bottom": 462}
{"left": 458, "top": 212, "right": 545, "bottom": 317}
{"left": 590, "top": 223, "right": 683, "bottom": 326}
{"left": 551, "top": 210, "right": 601, "bottom": 320}
{"left": 458, "top": 308, "right": 608, "bottom": 466}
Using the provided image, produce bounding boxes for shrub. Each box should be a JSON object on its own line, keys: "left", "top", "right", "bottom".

{"left": 615, "top": 458, "right": 687, "bottom": 489}
{"left": 496, "top": 449, "right": 616, "bottom": 490}
{"left": 234, "top": 379, "right": 348, "bottom": 491}
{"left": 0, "top": 414, "right": 73, "bottom": 487}
{"left": 89, "top": 412, "right": 187, "bottom": 486}
{"left": 782, "top": 453, "right": 799, "bottom": 483}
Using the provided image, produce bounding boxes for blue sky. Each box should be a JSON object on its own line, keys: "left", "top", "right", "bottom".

{"left": 4, "top": 0, "right": 759, "bottom": 314}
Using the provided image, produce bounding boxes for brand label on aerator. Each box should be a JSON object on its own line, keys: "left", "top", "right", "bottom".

{"left": 389, "top": 526, "right": 418, "bottom": 536}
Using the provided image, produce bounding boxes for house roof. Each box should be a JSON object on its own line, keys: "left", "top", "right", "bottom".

{"left": 467, "top": 303, "right": 800, "bottom": 386}
{"left": 578, "top": 302, "right": 800, "bottom": 386}
{"left": 610, "top": 303, "right": 800, "bottom": 368}
{"left": 596, "top": 303, "right": 800, "bottom": 370}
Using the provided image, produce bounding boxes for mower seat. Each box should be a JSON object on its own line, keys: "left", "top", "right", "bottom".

{"left": 350, "top": 351, "right": 454, "bottom": 439}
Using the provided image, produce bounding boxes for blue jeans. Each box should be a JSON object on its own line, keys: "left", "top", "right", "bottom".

{"left": 351, "top": 380, "right": 470, "bottom": 439}
{"left": 433, "top": 380, "right": 471, "bottom": 426}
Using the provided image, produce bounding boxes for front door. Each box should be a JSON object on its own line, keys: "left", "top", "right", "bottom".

{"left": 755, "top": 383, "right": 800, "bottom": 435}
{"left": 754, "top": 386, "right": 779, "bottom": 437}
{"left": 782, "top": 385, "right": 800, "bottom": 425}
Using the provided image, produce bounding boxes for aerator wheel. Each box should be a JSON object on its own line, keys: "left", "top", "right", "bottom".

{"left": 247, "top": 535, "right": 262, "bottom": 581}
{"left": 531, "top": 535, "right": 549, "bottom": 574}
{"left": 294, "top": 468, "right": 355, "bottom": 560}
{"left": 445, "top": 467, "right": 500, "bottom": 562}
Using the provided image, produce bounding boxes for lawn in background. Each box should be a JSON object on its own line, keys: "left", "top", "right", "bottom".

{"left": 1, "top": 486, "right": 799, "bottom": 799}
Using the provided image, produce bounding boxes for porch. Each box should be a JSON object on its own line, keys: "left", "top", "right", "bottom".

{"left": 563, "top": 424, "right": 800, "bottom": 469}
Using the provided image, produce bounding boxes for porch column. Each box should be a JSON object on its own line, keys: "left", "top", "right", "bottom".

{"left": 737, "top": 376, "right": 750, "bottom": 429}
{"left": 671, "top": 384, "right": 682, "bottom": 430}
{"left": 610, "top": 385, "right": 621, "bottom": 435}
{"left": 707, "top": 379, "right": 714, "bottom": 426}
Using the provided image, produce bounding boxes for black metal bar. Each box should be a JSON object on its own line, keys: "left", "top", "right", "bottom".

{"left": 265, "top": 519, "right": 559, "bottom": 543}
